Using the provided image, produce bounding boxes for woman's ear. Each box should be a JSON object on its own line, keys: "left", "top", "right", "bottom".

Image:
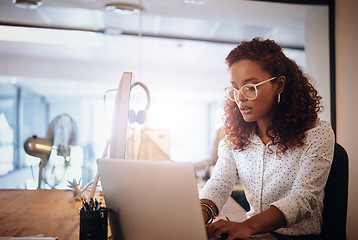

{"left": 277, "top": 76, "right": 286, "bottom": 94}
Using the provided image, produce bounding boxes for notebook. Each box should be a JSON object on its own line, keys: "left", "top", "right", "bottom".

{"left": 97, "top": 158, "right": 207, "bottom": 240}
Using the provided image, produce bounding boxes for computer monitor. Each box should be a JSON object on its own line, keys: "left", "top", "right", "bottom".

{"left": 89, "top": 72, "right": 133, "bottom": 199}
{"left": 109, "top": 72, "right": 133, "bottom": 159}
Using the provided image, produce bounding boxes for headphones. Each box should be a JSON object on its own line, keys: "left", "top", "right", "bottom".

{"left": 128, "top": 81, "right": 151, "bottom": 124}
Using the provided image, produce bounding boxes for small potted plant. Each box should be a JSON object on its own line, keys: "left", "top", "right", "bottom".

{"left": 67, "top": 178, "right": 82, "bottom": 201}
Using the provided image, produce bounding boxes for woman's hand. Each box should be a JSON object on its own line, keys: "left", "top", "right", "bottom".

{"left": 206, "top": 206, "right": 287, "bottom": 240}
{"left": 206, "top": 219, "right": 253, "bottom": 240}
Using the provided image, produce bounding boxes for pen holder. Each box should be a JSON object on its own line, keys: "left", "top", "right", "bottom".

{"left": 80, "top": 207, "right": 108, "bottom": 240}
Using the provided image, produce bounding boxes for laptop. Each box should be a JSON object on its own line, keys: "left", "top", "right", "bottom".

{"left": 97, "top": 158, "right": 208, "bottom": 240}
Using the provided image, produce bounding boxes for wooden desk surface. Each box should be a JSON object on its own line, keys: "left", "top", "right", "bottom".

{"left": 0, "top": 189, "right": 275, "bottom": 240}
{"left": 0, "top": 189, "right": 82, "bottom": 239}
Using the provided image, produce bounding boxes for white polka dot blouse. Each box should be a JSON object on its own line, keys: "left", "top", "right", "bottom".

{"left": 199, "top": 120, "right": 335, "bottom": 236}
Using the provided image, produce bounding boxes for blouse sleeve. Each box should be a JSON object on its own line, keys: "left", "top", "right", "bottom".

{"left": 270, "top": 121, "right": 335, "bottom": 226}
{"left": 199, "top": 140, "right": 239, "bottom": 211}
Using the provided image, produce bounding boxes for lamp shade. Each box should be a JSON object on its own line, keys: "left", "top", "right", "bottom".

{"left": 24, "top": 135, "right": 53, "bottom": 159}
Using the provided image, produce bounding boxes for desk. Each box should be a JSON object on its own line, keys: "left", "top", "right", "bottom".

{"left": 0, "top": 189, "right": 82, "bottom": 239}
{"left": 0, "top": 189, "right": 275, "bottom": 239}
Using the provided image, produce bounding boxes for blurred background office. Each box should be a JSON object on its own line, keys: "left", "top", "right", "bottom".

{"left": 1, "top": 0, "right": 357, "bottom": 238}
{"left": 0, "top": 0, "right": 325, "bottom": 188}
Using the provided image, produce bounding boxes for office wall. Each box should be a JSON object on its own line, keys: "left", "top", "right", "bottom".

{"left": 335, "top": 0, "right": 358, "bottom": 239}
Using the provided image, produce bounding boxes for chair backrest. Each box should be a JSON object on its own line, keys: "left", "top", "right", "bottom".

{"left": 321, "top": 143, "right": 349, "bottom": 240}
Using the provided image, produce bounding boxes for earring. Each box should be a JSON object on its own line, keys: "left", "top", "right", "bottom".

{"left": 278, "top": 93, "right": 281, "bottom": 104}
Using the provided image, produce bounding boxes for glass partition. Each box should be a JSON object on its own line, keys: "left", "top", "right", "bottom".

{"left": 0, "top": 84, "right": 48, "bottom": 188}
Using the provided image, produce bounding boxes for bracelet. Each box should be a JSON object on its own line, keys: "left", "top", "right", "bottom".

{"left": 201, "top": 208, "right": 213, "bottom": 225}
{"left": 201, "top": 208, "right": 210, "bottom": 218}
{"left": 200, "top": 202, "right": 217, "bottom": 217}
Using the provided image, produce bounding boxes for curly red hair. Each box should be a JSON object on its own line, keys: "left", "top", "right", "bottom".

{"left": 223, "top": 38, "right": 321, "bottom": 153}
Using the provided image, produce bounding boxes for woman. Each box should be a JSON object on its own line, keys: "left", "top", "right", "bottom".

{"left": 199, "top": 38, "right": 335, "bottom": 240}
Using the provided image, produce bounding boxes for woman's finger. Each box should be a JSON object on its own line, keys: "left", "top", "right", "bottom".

{"left": 207, "top": 220, "right": 232, "bottom": 239}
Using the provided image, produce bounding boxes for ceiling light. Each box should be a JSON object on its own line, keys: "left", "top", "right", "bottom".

{"left": 12, "top": 0, "right": 41, "bottom": 9}
{"left": 105, "top": 3, "right": 142, "bottom": 15}
{"left": 184, "top": 0, "right": 205, "bottom": 5}
{"left": 0, "top": 26, "right": 103, "bottom": 48}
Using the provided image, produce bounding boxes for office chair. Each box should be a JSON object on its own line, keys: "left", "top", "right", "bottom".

{"left": 321, "top": 143, "right": 349, "bottom": 240}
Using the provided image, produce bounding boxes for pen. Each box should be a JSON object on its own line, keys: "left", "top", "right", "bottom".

{"left": 226, "top": 216, "right": 230, "bottom": 221}
{"left": 81, "top": 199, "right": 102, "bottom": 211}
{"left": 89, "top": 198, "right": 94, "bottom": 211}
{"left": 95, "top": 199, "right": 98, "bottom": 210}
{"left": 96, "top": 202, "right": 102, "bottom": 211}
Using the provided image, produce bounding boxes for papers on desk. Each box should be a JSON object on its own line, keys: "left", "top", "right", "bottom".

{"left": 0, "top": 237, "right": 58, "bottom": 240}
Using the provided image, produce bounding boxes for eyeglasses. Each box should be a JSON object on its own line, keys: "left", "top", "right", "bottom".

{"left": 225, "top": 77, "right": 276, "bottom": 101}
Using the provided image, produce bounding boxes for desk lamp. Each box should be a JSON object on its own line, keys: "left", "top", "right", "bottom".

{"left": 24, "top": 135, "right": 53, "bottom": 188}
